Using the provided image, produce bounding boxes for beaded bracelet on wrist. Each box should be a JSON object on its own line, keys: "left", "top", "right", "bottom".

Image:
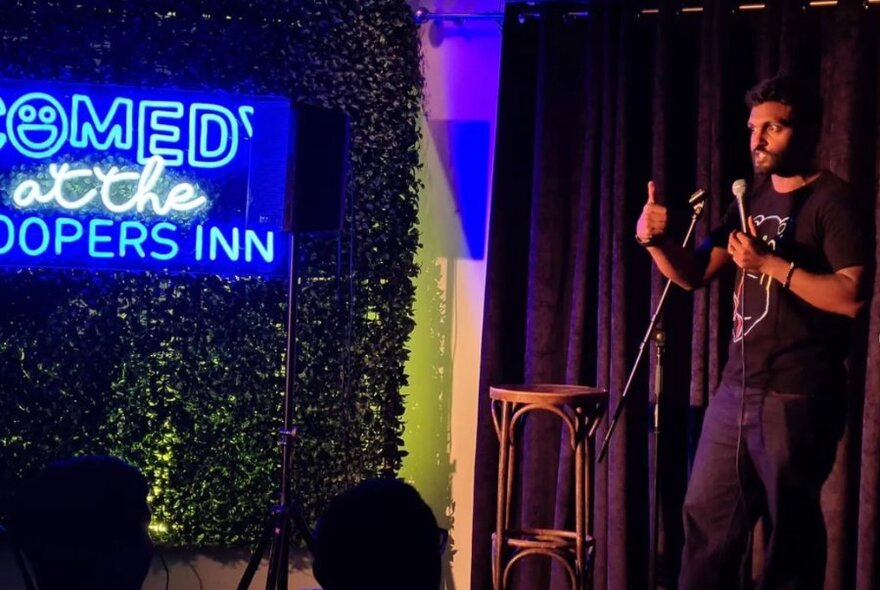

{"left": 782, "top": 261, "right": 796, "bottom": 290}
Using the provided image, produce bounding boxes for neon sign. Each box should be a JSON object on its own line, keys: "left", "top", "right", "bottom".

{"left": 0, "top": 79, "right": 293, "bottom": 275}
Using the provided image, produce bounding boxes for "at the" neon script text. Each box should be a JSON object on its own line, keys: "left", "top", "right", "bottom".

{"left": 11, "top": 155, "right": 207, "bottom": 217}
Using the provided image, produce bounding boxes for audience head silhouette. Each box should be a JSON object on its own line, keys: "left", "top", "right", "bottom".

{"left": 9, "top": 455, "right": 153, "bottom": 590}
{"left": 312, "top": 478, "right": 443, "bottom": 590}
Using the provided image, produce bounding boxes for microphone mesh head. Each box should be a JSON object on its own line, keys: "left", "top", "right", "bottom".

{"left": 732, "top": 179, "right": 747, "bottom": 198}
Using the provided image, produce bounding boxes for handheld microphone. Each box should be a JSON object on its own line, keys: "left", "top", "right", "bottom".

{"left": 732, "top": 179, "right": 748, "bottom": 234}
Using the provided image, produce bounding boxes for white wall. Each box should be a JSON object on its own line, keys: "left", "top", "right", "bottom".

{"left": 400, "top": 2, "right": 503, "bottom": 589}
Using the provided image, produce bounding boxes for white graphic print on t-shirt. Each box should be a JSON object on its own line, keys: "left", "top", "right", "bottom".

{"left": 732, "top": 214, "right": 788, "bottom": 342}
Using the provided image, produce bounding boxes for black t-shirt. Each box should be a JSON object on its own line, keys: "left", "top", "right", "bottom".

{"left": 705, "top": 171, "right": 871, "bottom": 395}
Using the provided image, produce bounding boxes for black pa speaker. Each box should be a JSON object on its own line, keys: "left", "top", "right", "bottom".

{"left": 283, "top": 102, "right": 351, "bottom": 233}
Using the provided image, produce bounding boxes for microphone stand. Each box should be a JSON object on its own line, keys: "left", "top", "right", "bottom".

{"left": 649, "top": 326, "right": 666, "bottom": 590}
{"left": 597, "top": 191, "right": 705, "bottom": 589}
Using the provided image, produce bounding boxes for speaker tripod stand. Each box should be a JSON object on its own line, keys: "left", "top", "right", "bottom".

{"left": 238, "top": 235, "right": 315, "bottom": 590}
{"left": 237, "top": 102, "right": 350, "bottom": 590}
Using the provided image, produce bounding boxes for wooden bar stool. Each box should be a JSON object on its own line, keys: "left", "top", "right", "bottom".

{"left": 489, "top": 384, "right": 608, "bottom": 590}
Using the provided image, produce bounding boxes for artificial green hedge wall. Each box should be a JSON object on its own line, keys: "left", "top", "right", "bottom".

{"left": 0, "top": 0, "right": 422, "bottom": 546}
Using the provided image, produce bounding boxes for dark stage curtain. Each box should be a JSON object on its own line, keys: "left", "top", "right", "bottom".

{"left": 469, "top": 1, "right": 880, "bottom": 589}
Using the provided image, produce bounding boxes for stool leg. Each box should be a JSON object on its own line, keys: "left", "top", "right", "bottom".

{"left": 493, "top": 401, "right": 512, "bottom": 590}
{"left": 504, "top": 415, "right": 516, "bottom": 531}
{"left": 583, "top": 410, "right": 596, "bottom": 590}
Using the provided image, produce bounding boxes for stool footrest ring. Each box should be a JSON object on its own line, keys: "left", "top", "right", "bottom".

{"left": 504, "top": 528, "right": 591, "bottom": 551}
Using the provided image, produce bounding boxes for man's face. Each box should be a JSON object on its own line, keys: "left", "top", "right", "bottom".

{"left": 748, "top": 101, "right": 796, "bottom": 175}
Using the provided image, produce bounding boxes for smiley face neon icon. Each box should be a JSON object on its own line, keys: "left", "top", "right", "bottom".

{"left": 6, "top": 92, "right": 69, "bottom": 158}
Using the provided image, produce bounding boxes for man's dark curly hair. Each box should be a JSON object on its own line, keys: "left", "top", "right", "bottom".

{"left": 746, "top": 75, "right": 822, "bottom": 130}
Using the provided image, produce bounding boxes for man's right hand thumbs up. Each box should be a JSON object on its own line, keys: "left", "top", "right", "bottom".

{"left": 636, "top": 180, "right": 668, "bottom": 245}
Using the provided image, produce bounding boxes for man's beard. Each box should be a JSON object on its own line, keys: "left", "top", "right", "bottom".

{"left": 752, "top": 147, "right": 803, "bottom": 176}
{"left": 752, "top": 148, "right": 781, "bottom": 174}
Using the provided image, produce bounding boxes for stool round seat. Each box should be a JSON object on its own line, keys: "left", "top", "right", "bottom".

{"left": 489, "top": 383, "right": 607, "bottom": 406}
{"left": 489, "top": 383, "right": 608, "bottom": 590}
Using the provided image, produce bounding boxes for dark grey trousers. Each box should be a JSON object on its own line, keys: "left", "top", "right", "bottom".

{"left": 678, "top": 380, "right": 842, "bottom": 590}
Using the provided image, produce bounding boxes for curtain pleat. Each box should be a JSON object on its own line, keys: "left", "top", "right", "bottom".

{"left": 857, "top": 48, "right": 880, "bottom": 584}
